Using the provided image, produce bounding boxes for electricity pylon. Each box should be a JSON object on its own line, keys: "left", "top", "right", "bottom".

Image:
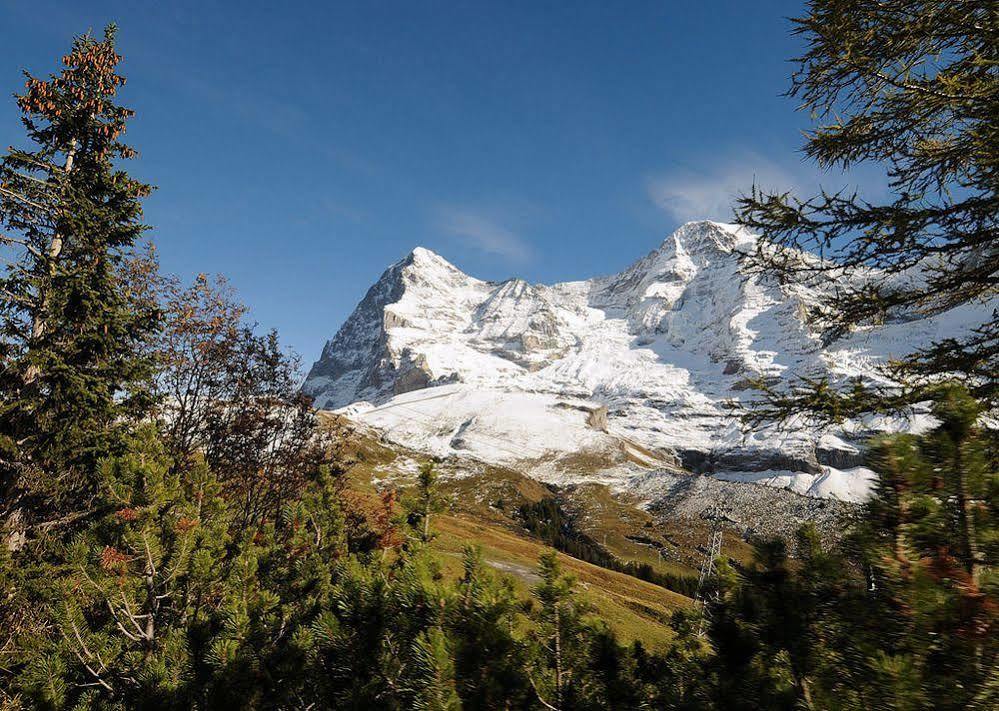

{"left": 694, "top": 508, "right": 725, "bottom": 637}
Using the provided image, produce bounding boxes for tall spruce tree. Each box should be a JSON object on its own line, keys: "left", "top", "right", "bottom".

{"left": 0, "top": 25, "right": 155, "bottom": 531}
{"left": 408, "top": 461, "right": 448, "bottom": 543}
{"left": 528, "top": 551, "right": 605, "bottom": 710}
{"left": 852, "top": 387, "right": 996, "bottom": 705}
{"left": 736, "top": 0, "right": 998, "bottom": 412}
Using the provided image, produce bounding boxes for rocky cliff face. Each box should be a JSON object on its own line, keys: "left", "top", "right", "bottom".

{"left": 304, "top": 221, "right": 990, "bottom": 504}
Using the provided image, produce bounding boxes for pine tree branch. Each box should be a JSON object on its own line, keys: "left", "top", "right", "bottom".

{"left": 116, "top": 593, "right": 151, "bottom": 641}
{"left": 67, "top": 615, "right": 95, "bottom": 661}
{"left": 865, "top": 60, "right": 980, "bottom": 103}
{"left": 103, "top": 600, "right": 142, "bottom": 643}
{"left": 528, "top": 673, "right": 559, "bottom": 711}
{"left": 65, "top": 610, "right": 113, "bottom": 690}
{"left": 7, "top": 152, "right": 61, "bottom": 174}
{"left": 70, "top": 649, "right": 113, "bottom": 691}
{"left": 0, "top": 232, "right": 41, "bottom": 258}
{"left": 142, "top": 531, "right": 157, "bottom": 579}
{"left": 1, "top": 288, "right": 34, "bottom": 307}
{"left": 0, "top": 186, "right": 47, "bottom": 212}
{"left": 8, "top": 170, "right": 58, "bottom": 190}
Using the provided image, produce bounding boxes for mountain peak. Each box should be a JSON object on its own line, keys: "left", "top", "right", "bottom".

{"left": 664, "top": 220, "right": 754, "bottom": 255}
{"left": 407, "top": 245, "right": 441, "bottom": 262}
{"left": 401, "top": 246, "right": 466, "bottom": 274}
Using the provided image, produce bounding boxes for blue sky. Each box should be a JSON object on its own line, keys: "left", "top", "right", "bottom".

{"left": 0, "top": 0, "right": 879, "bottom": 363}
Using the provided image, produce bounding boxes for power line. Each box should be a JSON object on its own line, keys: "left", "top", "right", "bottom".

{"left": 364, "top": 389, "right": 464, "bottom": 414}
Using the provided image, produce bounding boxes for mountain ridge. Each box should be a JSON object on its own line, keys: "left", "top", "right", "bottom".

{"left": 304, "top": 221, "right": 990, "bottom": 505}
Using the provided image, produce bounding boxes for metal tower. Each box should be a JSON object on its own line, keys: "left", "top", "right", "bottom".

{"left": 694, "top": 508, "right": 725, "bottom": 637}
{"left": 696, "top": 528, "right": 723, "bottom": 596}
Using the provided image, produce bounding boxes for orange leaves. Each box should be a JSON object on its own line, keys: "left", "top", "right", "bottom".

{"left": 175, "top": 516, "right": 200, "bottom": 533}
{"left": 99, "top": 545, "right": 129, "bottom": 572}
{"left": 115, "top": 507, "right": 139, "bottom": 522}
{"left": 375, "top": 488, "right": 402, "bottom": 550}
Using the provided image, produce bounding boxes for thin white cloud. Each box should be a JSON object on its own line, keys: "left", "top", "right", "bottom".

{"left": 646, "top": 153, "right": 810, "bottom": 224}
{"left": 435, "top": 207, "right": 533, "bottom": 263}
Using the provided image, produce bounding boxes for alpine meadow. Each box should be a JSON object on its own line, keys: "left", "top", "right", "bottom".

{"left": 0, "top": 2, "right": 995, "bottom": 710}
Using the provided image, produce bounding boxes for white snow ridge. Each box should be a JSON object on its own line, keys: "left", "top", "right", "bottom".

{"left": 304, "top": 221, "right": 992, "bottom": 505}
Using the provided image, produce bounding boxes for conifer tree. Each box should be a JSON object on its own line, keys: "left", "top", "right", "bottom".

{"left": 408, "top": 461, "right": 448, "bottom": 543}
{"left": 411, "top": 627, "right": 462, "bottom": 711}
{"left": 10, "top": 426, "right": 229, "bottom": 707}
{"left": 450, "top": 545, "right": 532, "bottom": 708}
{"left": 0, "top": 25, "right": 155, "bottom": 530}
{"left": 735, "top": 0, "right": 998, "bottom": 411}
{"left": 528, "top": 551, "right": 601, "bottom": 710}
{"left": 844, "top": 385, "right": 997, "bottom": 708}
{"left": 704, "top": 386, "right": 997, "bottom": 710}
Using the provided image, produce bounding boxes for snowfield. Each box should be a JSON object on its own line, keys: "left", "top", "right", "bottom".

{"left": 304, "top": 221, "right": 993, "bottom": 505}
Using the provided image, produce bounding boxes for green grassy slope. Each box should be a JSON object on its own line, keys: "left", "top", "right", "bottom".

{"left": 326, "top": 414, "right": 749, "bottom": 648}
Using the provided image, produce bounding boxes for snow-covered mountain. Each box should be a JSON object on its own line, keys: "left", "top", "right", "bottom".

{"left": 304, "top": 221, "right": 989, "bottom": 504}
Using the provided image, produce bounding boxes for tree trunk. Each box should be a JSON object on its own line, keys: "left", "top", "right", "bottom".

{"left": 954, "top": 443, "right": 981, "bottom": 587}
{"left": 23, "top": 138, "right": 76, "bottom": 385}
{"left": 889, "top": 470, "right": 910, "bottom": 576}
{"left": 800, "top": 676, "right": 816, "bottom": 711}
{"left": 553, "top": 604, "right": 563, "bottom": 710}
{"left": 789, "top": 663, "right": 816, "bottom": 711}
{"left": 143, "top": 570, "right": 156, "bottom": 659}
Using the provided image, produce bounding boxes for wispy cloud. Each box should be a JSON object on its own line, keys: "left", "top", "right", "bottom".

{"left": 435, "top": 207, "right": 533, "bottom": 263}
{"left": 646, "top": 152, "right": 811, "bottom": 224}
